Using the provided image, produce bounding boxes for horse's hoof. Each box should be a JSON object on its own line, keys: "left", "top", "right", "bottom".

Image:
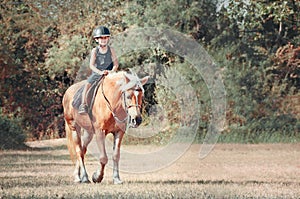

{"left": 113, "top": 178, "right": 123, "bottom": 185}
{"left": 81, "top": 177, "right": 91, "bottom": 184}
{"left": 92, "top": 172, "right": 103, "bottom": 183}
{"left": 74, "top": 176, "right": 81, "bottom": 183}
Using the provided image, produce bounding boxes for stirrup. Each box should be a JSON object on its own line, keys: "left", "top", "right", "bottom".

{"left": 78, "top": 104, "right": 88, "bottom": 114}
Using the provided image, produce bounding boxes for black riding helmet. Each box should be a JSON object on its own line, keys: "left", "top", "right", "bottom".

{"left": 93, "top": 26, "right": 110, "bottom": 38}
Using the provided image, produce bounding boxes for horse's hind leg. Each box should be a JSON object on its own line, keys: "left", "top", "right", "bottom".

{"left": 81, "top": 129, "right": 93, "bottom": 157}
{"left": 72, "top": 127, "right": 90, "bottom": 183}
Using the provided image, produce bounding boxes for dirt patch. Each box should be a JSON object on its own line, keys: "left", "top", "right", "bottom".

{"left": 0, "top": 139, "right": 299, "bottom": 198}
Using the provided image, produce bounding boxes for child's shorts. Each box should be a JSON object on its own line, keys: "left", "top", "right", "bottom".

{"left": 87, "top": 72, "right": 103, "bottom": 84}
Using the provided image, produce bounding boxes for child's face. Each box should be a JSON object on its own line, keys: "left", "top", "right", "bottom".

{"left": 95, "top": 36, "right": 109, "bottom": 46}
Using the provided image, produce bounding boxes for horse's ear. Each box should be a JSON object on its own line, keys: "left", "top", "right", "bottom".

{"left": 124, "top": 72, "right": 131, "bottom": 83}
{"left": 140, "top": 76, "right": 149, "bottom": 86}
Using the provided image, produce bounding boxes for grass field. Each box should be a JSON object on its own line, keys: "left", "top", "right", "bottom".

{"left": 0, "top": 139, "right": 300, "bottom": 198}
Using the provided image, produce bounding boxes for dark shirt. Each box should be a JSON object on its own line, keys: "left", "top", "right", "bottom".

{"left": 95, "top": 46, "right": 113, "bottom": 71}
{"left": 87, "top": 46, "right": 114, "bottom": 84}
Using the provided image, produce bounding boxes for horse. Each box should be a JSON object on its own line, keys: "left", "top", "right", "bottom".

{"left": 62, "top": 71, "right": 149, "bottom": 184}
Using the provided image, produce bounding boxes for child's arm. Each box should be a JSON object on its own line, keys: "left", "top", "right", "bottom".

{"left": 89, "top": 48, "right": 105, "bottom": 75}
{"left": 110, "top": 47, "right": 119, "bottom": 72}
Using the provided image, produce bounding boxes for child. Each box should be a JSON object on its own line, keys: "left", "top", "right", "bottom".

{"left": 78, "top": 26, "right": 118, "bottom": 114}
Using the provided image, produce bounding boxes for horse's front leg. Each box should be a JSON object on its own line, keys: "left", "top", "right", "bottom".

{"left": 112, "top": 131, "right": 124, "bottom": 184}
{"left": 92, "top": 129, "right": 108, "bottom": 183}
{"left": 72, "top": 128, "right": 90, "bottom": 183}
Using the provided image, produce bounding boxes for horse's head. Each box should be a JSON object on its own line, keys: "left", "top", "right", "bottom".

{"left": 120, "top": 72, "right": 149, "bottom": 128}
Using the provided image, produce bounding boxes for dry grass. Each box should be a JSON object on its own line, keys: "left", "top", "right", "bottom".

{"left": 0, "top": 139, "right": 300, "bottom": 198}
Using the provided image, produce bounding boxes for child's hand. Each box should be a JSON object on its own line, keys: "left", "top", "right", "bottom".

{"left": 103, "top": 70, "right": 109, "bottom": 75}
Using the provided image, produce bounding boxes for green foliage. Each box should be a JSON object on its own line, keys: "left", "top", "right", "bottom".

{"left": 219, "top": 114, "right": 300, "bottom": 143}
{"left": 45, "top": 35, "right": 89, "bottom": 80}
{"left": 208, "top": 0, "right": 300, "bottom": 143}
{"left": 124, "top": 0, "right": 221, "bottom": 42}
{"left": 0, "top": 112, "right": 27, "bottom": 150}
{"left": 0, "top": 0, "right": 299, "bottom": 143}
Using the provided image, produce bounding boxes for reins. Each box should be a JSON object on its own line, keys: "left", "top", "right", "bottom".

{"left": 101, "top": 76, "right": 129, "bottom": 124}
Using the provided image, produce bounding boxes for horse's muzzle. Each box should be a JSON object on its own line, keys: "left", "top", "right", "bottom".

{"left": 129, "top": 116, "right": 142, "bottom": 128}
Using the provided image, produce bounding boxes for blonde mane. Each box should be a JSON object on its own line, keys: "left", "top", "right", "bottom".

{"left": 108, "top": 71, "right": 145, "bottom": 93}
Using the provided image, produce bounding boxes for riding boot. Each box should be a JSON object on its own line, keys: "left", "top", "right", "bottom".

{"left": 78, "top": 83, "right": 91, "bottom": 114}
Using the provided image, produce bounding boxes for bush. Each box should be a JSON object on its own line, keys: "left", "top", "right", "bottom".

{"left": 218, "top": 114, "right": 300, "bottom": 143}
{"left": 0, "top": 114, "right": 27, "bottom": 150}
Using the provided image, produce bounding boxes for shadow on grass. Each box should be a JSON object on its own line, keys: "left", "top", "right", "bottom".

{"left": 0, "top": 142, "right": 68, "bottom": 152}
{"left": 0, "top": 152, "right": 71, "bottom": 163}
{"left": 27, "top": 144, "right": 68, "bottom": 151}
{"left": 127, "top": 179, "right": 300, "bottom": 186}
{"left": 0, "top": 143, "right": 30, "bottom": 151}
{"left": 0, "top": 175, "right": 74, "bottom": 189}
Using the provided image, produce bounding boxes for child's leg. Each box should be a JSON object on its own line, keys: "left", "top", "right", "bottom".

{"left": 78, "top": 82, "right": 91, "bottom": 114}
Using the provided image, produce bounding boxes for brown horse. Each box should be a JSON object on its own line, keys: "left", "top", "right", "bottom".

{"left": 63, "top": 71, "right": 149, "bottom": 184}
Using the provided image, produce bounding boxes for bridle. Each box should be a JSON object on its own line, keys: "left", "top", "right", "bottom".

{"left": 123, "top": 88, "right": 143, "bottom": 109}
{"left": 101, "top": 78, "right": 143, "bottom": 124}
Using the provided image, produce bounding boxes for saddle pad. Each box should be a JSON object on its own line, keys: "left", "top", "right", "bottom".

{"left": 72, "top": 80, "right": 102, "bottom": 110}
{"left": 72, "top": 85, "right": 85, "bottom": 109}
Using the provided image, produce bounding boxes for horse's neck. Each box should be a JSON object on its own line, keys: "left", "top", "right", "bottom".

{"left": 102, "top": 77, "right": 123, "bottom": 109}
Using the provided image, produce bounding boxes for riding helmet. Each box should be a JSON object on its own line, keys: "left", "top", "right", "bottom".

{"left": 93, "top": 26, "right": 110, "bottom": 38}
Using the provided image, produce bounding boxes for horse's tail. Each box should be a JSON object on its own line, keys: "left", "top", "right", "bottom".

{"left": 65, "top": 120, "right": 76, "bottom": 163}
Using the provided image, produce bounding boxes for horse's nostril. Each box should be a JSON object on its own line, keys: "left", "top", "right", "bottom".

{"left": 129, "top": 116, "right": 142, "bottom": 127}
{"left": 131, "top": 118, "right": 136, "bottom": 125}
{"left": 136, "top": 117, "right": 142, "bottom": 126}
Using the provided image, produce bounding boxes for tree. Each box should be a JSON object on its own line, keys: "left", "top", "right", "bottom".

{"left": 0, "top": 0, "right": 299, "bottom": 142}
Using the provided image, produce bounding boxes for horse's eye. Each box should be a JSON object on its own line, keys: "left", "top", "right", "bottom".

{"left": 126, "top": 93, "right": 132, "bottom": 99}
